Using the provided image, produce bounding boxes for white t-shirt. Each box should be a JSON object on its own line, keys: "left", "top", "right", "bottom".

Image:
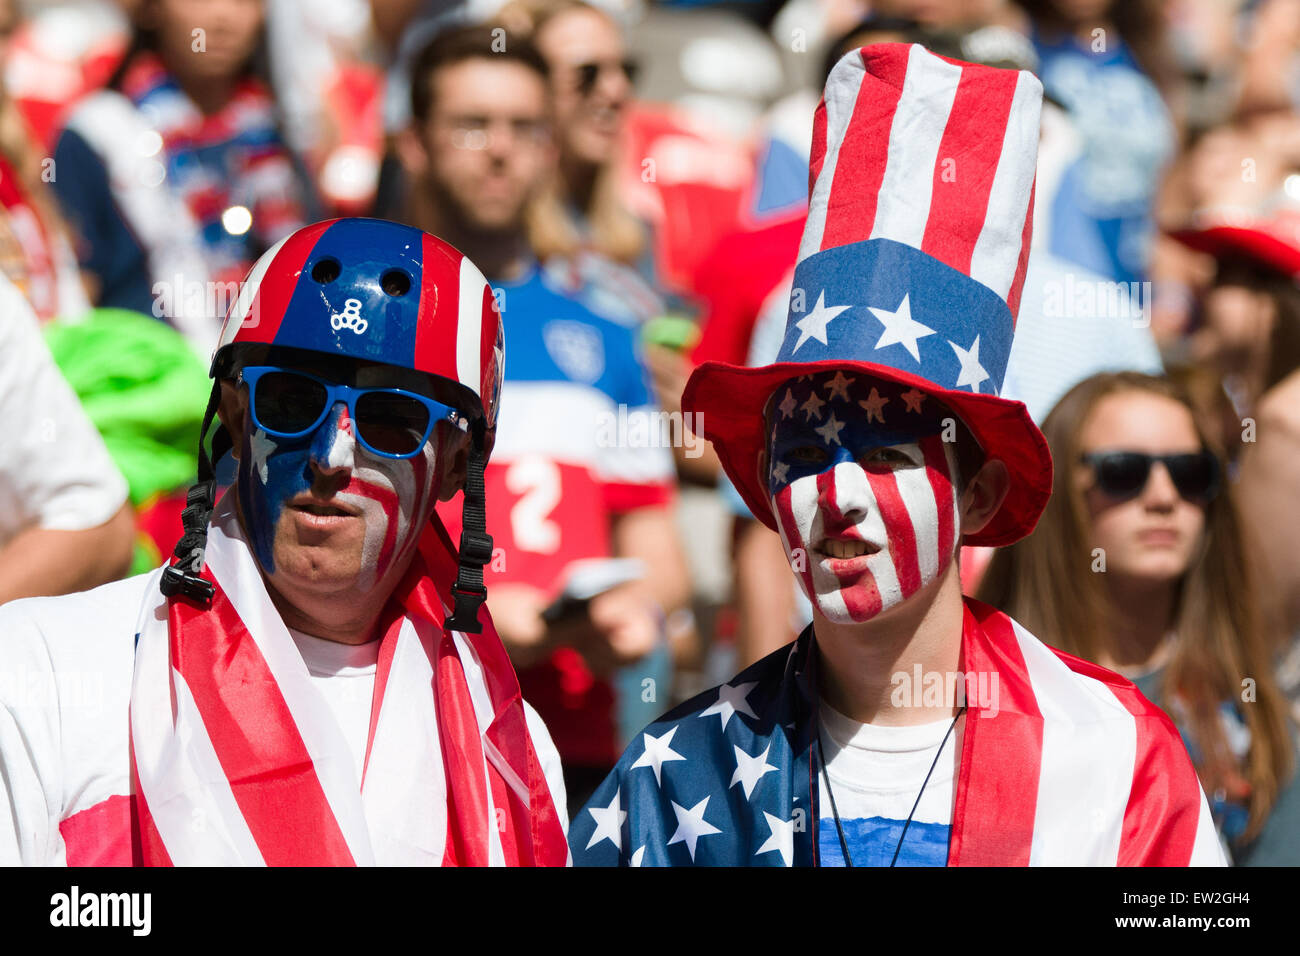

{"left": 816, "top": 701, "right": 959, "bottom": 867}
{"left": 0, "top": 570, "right": 568, "bottom": 865}
{"left": 0, "top": 273, "right": 127, "bottom": 545}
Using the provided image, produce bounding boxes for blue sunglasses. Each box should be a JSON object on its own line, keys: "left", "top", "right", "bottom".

{"left": 238, "top": 365, "right": 468, "bottom": 460}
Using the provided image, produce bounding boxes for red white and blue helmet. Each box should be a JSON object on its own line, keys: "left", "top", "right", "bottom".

{"left": 212, "top": 217, "right": 504, "bottom": 439}
{"left": 166, "top": 218, "right": 504, "bottom": 631}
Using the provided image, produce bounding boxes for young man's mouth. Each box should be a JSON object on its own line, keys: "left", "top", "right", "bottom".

{"left": 816, "top": 537, "right": 880, "bottom": 562}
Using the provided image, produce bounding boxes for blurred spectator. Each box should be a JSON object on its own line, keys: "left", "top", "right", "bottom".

{"left": 978, "top": 371, "right": 1300, "bottom": 864}
{"left": 44, "top": 307, "right": 211, "bottom": 573}
{"left": 397, "top": 24, "right": 691, "bottom": 813}
{"left": 1166, "top": 203, "right": 1300, "bottom": 682}
{"left": 50, "top": 0, "right": 310, "bottom": 352}
{"left": 0, "top": 272, "right": 134, "bottom": 603}
{"left": 0, "top": 0, "right": 90, "bottom": 322}
{"left": 264, "top": 0, "right": 385, "bottom": 215}
{"left": 499, "top": 0, "right": 650, "bottom": 274}
{"left": 1016, "top": 0, "right": 1177, "bottom": 285}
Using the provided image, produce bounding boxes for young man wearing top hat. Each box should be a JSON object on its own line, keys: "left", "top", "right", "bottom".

{"left": 569, "top": 42, "right": 1226, "bottom": 866}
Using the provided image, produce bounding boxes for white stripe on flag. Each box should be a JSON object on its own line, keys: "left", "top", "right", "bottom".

{"left": 798, "top": 51, "right": 867, "bottom": 265}
{"left": 361, "top": 619, "right": 448, "bottom": 865}
{"left": 131, "top": 577, "right": 266, "bottom": 865}
{"left": 1190, "top": 789, "right": 1229, "bottom": 865}
{"left": 968, "top": 70, "right": 1042, "bottom": 300}
{"left": 868, "top": 45, "right": 962, "bottom": 250}
{"left": 456, "top": 257, "right": 487, "bottom": 395}
{"left": 206, "top": 512, "right": 378, "bottom": 865}
{"left": 1011, "top": 619, "right": 1134, "bottom": 865}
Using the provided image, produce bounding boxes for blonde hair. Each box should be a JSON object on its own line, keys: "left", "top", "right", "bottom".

{"left": 978, "top": 371, "right": 1294, "bottom": 843}
{"left": 496, "top": 0, "right": 646, "bottom": 266}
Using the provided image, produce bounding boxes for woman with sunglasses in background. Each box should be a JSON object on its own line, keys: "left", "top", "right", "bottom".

{"left": 978, "top": 371, "right": 1300, "bottom": 864}
{"left": 497, "top": 0, "right": 648, "bottom": 277}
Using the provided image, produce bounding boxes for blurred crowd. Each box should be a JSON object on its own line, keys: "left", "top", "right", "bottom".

{"left": 2, "top": 0, "right": 1300, "bottom": 864}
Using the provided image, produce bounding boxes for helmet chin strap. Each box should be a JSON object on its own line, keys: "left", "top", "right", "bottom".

{"left": 160, "top": 382, "right": 228, "bottom": 604}
{"left": 446, "top": 418, "right": 493, "bottom": 634}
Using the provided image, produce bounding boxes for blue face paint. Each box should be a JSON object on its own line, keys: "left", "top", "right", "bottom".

{"left": 236, "top": 401, "right": 352, "bottom": 573}
{"left": 765, "top": 373, "right": 949, "bottom": 495}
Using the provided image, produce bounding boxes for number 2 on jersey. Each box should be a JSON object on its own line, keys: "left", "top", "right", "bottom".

{"left": 505, "top": 456, "right": 562, "bottom": 554}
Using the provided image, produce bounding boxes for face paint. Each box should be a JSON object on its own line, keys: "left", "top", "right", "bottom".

{"left": 766, "top": 372, "right": 963, "bottom": 624}
{"left": 236, "top": 389, "right": 439, "bottom": 595}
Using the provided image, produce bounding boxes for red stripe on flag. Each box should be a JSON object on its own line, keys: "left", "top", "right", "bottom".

{"left": 948, "top": 600, "right": 1042, "bottom": 865}
{"left": 170, "top": 581, "right": 357, "bottom": 866}
{"left": 129, "top": 745, "right": 173, "bottom": 866}
{"left": 864, "top": 468, "right": 919, "bottom": 596}
{"left": 1007, "top": 180, "right": 1036, "bottom": 323}
{"left": 817, "top": 47, "right": 909, "bottom": 253}
{"left": 920, "top": 435, "right": 957, "bottom": 559}
{"left": 236, "top": 219, "right": 334, "bottom": 346}
{"left": 920, "top": 67, "right": 1019, "bottom": 274}
{"left": 432, "top": 631, "right": 493, "bottom": 866}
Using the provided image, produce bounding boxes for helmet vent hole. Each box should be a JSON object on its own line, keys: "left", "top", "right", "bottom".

{"left": 311, "top": 257, "right": 341, "bottom": 284}
{"left": 381, "top": 269, "right": 411, "bottom": 297}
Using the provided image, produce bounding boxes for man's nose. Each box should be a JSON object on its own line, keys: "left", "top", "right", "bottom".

{"left": 309, "top": 401, "right": 355, "bottom": 473}
{"left": 817, "top": 453, "right": 870, "bottom": 528}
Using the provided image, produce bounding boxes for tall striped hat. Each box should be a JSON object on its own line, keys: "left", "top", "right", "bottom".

{"left": 683, "top": 43, "right": 1053, "bottom": 546}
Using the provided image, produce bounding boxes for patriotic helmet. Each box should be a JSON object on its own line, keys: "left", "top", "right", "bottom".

{"left": 682, "top": 43, "right": 1053, "bottom": 547}
{"left": 164, "top": 218, "right": 504, "bottom": 632}
{"left": 211, "top": 216, "right": 503, "bottom": 439}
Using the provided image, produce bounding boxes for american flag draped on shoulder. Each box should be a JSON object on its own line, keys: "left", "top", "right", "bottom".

{"left": 571, "top": 597, "right": 1225, "bottom": 866}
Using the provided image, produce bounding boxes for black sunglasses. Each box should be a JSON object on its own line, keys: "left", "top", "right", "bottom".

{"left": 1079, "top": 450, "right": 1221, "bottom": 504}
{"left": 575, "top": 58, "right": 639, "bottom": 96}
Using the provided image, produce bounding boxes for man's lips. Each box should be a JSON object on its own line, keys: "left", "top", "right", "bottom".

{"left": 288, "top": 496, "right": 360, "bottom": 519}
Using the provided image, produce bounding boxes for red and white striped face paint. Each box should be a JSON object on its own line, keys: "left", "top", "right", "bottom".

{"left": 311, "top": 403, "right": 438, "bottom": 593}
{"left": 766, "top": 372, "right": 963, "bottom": 623}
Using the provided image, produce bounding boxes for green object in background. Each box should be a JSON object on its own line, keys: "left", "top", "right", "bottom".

{"left": 641, "top": 314, "right": 699, "bottom": 352}
{"left": 44, "top": 308, "right": 210, "bottom": 507}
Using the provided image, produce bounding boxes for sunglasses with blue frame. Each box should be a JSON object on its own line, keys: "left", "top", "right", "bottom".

{"left": 237, "top": 365, "right": 469, "bottom": 460}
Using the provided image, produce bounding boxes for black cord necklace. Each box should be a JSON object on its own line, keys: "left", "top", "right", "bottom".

{"left": 816, "top": 704, "right": 966, "bottom": 868}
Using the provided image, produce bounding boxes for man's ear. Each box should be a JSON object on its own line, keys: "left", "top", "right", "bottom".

{"left": 396, "top": 125, "right": 430, "bottom": 180}
{"left": 437, "top": 430, "right": 470, "bottom": 501}
{"left": 216, "top": 379, "right": 247, "bottom": 460}
{"left": 958, "top": 458, "right": 1010, "bottom": 537}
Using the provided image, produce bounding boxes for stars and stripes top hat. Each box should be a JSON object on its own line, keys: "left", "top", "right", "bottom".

{"left": 682, "top": 42, "right": 1053, "bottom": 546}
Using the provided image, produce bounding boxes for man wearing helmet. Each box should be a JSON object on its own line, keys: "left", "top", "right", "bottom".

{"left": 0, "top": 217, "right": 570, "bottom": 866}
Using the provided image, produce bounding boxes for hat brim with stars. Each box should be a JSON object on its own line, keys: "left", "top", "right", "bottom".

{"left": 684, "top": 355, "right": 1051, "bottom": 547}
{"left": 683, "top": 42, "right": 1054, "bottom": 547}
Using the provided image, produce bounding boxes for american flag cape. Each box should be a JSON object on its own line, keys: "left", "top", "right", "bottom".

{"left": 128, "top": 492, "right": 569, "bottom": 866}
{"left": 571, "top": 597, "right": 1225, "bottom": 866}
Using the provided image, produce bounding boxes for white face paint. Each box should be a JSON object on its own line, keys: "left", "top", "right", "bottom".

{"left": 767, "top": 374, "right": 964, "bottom": 624}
